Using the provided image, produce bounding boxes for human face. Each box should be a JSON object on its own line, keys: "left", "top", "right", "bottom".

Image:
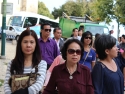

{"left": 73, "top": 29, "right": 78, "bottom": 37}
{"left": 41, "top": 25, "right": 51, "bottom": 38}
{"left": 78, "top": 30, "right": 83, "bottom": 36}
{"left": 54, "top": 29, "right": 62, "bottom": 39}
{"left": 106, "top": 45, "right": 118, "bottom": 58}
{"left": 21, "top": 35, "right": 36, "bottom": 56}
{"left": 121, "top": 37, "right": 125, "bottom": 43}
{"left": 83, "top": 35, "right": 92, "bottom": 45}
{"left": 66, "top": 42, "right": 81, "bottom": 64}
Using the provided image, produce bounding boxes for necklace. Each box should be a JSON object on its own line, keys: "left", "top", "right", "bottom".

{"left": 67, "top": 65, "right": 77, "bottom": 79}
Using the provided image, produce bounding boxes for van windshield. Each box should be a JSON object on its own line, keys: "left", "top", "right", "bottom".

{"left": 8, "top": 16, "right": 23, "bottom": 27}
{"left": 85, "top": 25, "right": 109, "bottom": 35}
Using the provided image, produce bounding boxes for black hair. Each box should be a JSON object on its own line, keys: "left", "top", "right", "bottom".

{"left": 95, "top": 33, "right": 100, "bottom": 39}
{"left": 53, "top": 27, "right": 61, "bottom": 33}
{"left": 122, "top": 35, "right": 125, "bottom": 39}
{"left": 61, "top": 39, "right": 84, "bottom": 60}
{"left": 10, "top": 30, "right": 42, "bottom": 74}
{"left": 94, "top": 34, "right": 116, "bottom": 60}
{"left": 79, "top": 25, "right": 84, "bottom": 30}
{"left": 41, "top": 23, "right": 51, "bottom": 30}
{"left": 72, "top": 28, "right": 78, "bottom": 32}
{"left": 80, "top": 31, "right": 93, "bottom": 46}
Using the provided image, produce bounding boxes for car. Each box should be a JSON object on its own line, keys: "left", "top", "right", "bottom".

{"left": 5, "top": 26, "right": 24, "bottom": 41}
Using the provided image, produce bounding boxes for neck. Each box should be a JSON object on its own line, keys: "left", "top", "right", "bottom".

{"left": 54, "top": 37, "right": 60, "bottom": 41}
{"left": 73, "top": 35, "right": 78, "bottom": 37}
{"left": 84, "top": 44, "right": 90, "bottom": 51}
{"left": 100, "top": 57, "right": 113, "bottom": 64}
{"left": 66, "top": 61, "right": 77, "bottom": 70}
{"left": 41, "top": 36, "right": 49, "bottom": 42}
{"left": 24, "top": 55, "right": 33, "bottom": 67}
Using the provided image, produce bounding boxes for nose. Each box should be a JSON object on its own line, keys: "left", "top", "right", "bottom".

{"left": 27, "top": 43, "right": 31, "bottom": 47}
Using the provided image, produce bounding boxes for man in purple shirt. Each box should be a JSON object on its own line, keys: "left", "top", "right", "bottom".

{"left": 39, "top": 23, "right": 60, "bottom": 69}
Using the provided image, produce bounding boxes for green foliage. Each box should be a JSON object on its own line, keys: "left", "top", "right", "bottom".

{"left": 90, "top": 0, "right": 114, "bottom": 23}
{"left": 52, "top": 0, "right": 88, "bottom": 18}
{"left": 114, "top": 0, "right": 125, "bottom": 25}
{"left": 38, "top": 1, "right": 54, "bottom": 19}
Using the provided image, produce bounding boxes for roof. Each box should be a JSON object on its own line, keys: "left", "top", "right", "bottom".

{"left": 13, "top": 11, "right": 59, "bottom": 23}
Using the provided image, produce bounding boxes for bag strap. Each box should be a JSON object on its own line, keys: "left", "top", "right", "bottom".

{"left": 82, "top": 49, "right": 90, "bottom": 65}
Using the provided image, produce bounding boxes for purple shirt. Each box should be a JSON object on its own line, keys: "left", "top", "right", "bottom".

{"left": 43, "top": 63, "right": 94, "bottom": 94}
{"left": 38, "top": 38, "right": 60, "bottom": 65}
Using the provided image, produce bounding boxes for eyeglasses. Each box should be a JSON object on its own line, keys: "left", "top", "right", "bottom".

{"left": 44, "top": 29, "right": 51, "bottom": 32}
{"left": 85, "top": 37, "right": 92, "bottom": 39}
{"left": 67, "top": 49, "right": 81, "bottom": 55}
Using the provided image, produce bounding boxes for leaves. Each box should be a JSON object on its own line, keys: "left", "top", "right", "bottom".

{"left": 38, "top": 1, "right": 54, "bottom": 19}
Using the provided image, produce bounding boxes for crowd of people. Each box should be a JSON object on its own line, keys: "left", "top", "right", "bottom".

{"left": 3, "top": 23, "right": 125, "bottom": 94}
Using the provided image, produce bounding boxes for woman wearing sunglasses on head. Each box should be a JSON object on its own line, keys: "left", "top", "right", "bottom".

{"left": 79, "top": 31, "right": 96, "bottom": 70}
{"left": 43, "top": 39, "right": 94, "bottom": 94}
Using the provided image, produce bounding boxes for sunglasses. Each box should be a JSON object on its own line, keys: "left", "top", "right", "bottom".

{"left": 85, "top": 37, "right": 92, "bottom": 39}
{"left": 44, "top": 29, "right": 51, "bottom": 32}
{"left": 67, "top": 49, "right": 81, "bottom": 55}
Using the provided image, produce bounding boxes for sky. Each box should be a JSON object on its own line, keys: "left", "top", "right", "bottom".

{"left": 40, "top": 0, "right": 67, "bottom": 12}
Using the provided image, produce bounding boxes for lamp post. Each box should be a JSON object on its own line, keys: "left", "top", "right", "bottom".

{"left": 0, "top": 0, "right": 6, "bottom": 59}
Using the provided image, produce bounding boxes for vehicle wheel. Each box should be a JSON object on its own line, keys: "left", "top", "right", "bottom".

{"left": 15, "top": 35, "right": 19, "bottom": 41}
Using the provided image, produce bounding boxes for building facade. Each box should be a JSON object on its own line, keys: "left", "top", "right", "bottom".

{"left": 0, "top": 0, "right": 38, "bottom": 26}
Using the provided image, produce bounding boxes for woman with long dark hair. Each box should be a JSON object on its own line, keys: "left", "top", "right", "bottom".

{"left": 80, "top": 31, "right": 96, "bottom": 70}
{"left": 4, "top": 30, "right": 47, "bottom": 94}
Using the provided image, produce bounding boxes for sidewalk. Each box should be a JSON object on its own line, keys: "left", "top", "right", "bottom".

{"left": 0, "top": 40, "right": 16, "bottom": 94}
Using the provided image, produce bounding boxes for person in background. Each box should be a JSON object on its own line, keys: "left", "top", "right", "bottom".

{"left": 53, "top": 27, "right": 64, "bottom": 51}
{"left": 43, "top": 55, "right": 65, "bottom": 88}
{"left": 79, "top": 31, "right": 96, "bottom": 70}
{"left": 109, "top": 30, "right": 114, "bottom": 36}
{"left": 43, "top": 39, "right": 94, "bottom": 94}
{"left": 39, "top": 23, "right": 60, "bottom": 69}
{"left": 79, "top": 25, "right": 84, "bottom": 33}
{"left": 118, "top": 36, "right": 122, "bottom": 44}
{"left": 118, "top": 35, "right": 125, "bottom": 50}
{"left": 26, "top": 27, "right": 30, "bottom": 30}
{"left": 92, "top": 34, "right": 125, "bottom": 94}
{"left": 4, "top": 30, "right": 47, "bottom": 94}
{"left": 67, "top": 28, "right": 81, "bottom": 41}
{"left": 78, "top": 29, "right": 83, "bottom": 37}
{"left": 93, "top": 33, "right": 101, "bottom": 49}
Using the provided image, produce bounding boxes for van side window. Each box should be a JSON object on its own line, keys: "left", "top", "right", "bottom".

{"left": 24, "top": 17, "right": 37, "bottom": 28}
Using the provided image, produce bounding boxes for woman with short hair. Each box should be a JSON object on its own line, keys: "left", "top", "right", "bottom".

{"left": 43, "top": 39, "right": 94, "bottom": 94}
{"left": 92, "top": 34, "right": 125, "bottom": 94}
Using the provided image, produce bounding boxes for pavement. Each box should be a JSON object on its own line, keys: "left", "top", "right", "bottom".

{"left": 0, "top": 40, "right": 16, "bottom": 94}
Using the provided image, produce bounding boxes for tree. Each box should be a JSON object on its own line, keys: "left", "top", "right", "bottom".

{"left": 38, "top": 1, "right": 54, "bottom": 19}
{"left": 90, "top": 0, "right": 114, "bottom": 23}
{"left": 52, "top": 6, "right": 65, "bottom": 19}
{"left": 114, "top": 0, "right": 125, "bottom": 25}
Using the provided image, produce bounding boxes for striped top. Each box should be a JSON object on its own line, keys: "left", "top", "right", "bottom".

{"left": 4, "top": 60, "right": 47, "bottom": 94}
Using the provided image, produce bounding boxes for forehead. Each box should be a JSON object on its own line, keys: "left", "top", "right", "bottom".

{"left": 68, "top": 42, "right": 80, "bottom": 49}
{"left": 55, "top": 29, "right": 61, "bottom": 32}
{"left": 22, "top": 35, "right": 35, "bottom": 40}
{"left": 86, "top": 34, "right": 91, "bottom": 37}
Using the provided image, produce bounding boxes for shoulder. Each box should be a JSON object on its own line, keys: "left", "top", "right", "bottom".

{"left": 38, "top": 60, "right": 47, "bottom": 66}
{"left": 93, "top": 62, "right": 105, "bottom": 70}
{"left": 90, "top": 48, "right": 96, "bottom": 53}
{"left": 49, "top": 38, "right": 57, "bottom": 44}
{"left": 79, "top": 64, "right": 90, "bottom": 72}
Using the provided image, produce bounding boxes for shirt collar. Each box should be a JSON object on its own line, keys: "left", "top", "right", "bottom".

{"left": 39, "top": 37, "right": 51, "bottom": 42}
{"left": 61, "top": 61, "right": 81, "bottom": 74}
